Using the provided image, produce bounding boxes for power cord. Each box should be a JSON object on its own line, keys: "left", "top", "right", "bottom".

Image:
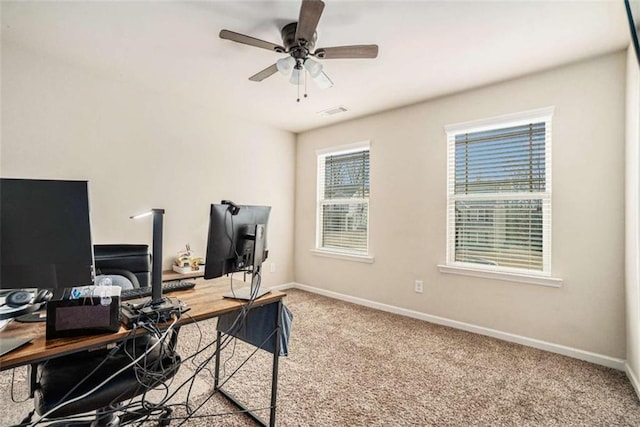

{"left": 28, "top": 317, "right": 179, "bottom": 426}
{"left": 25, "top": 286, "right": 263, "bottom": 426}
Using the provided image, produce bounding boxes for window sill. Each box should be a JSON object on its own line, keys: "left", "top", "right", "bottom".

{"left": 437, "top": 264, "right": 562, "bottom": 287}
{"left": 310, "top": 249, "right": 374, "bottom": 264}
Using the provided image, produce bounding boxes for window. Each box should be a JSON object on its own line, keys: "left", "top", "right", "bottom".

{"left": 316, "top": 142, "right": 370, "bottom": 257}
{"left": 445, "top": 108, "right": 553, "bottom": 276}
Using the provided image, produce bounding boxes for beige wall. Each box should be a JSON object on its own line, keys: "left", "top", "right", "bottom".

{"left": 626, "top": 46, "right": 640, "bottom": 386}
{"left": 2, "top": 34, "right": 631, "bottom": 361}
{"left": 1, "top": 42, "right": 296, "bottom": 287}
{"left": 295, "top": 51, "right": 627, "bottom": 358}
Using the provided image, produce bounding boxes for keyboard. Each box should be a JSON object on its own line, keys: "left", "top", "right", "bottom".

{"left": 120, "top": 281, "right": 196, "bottom": 301}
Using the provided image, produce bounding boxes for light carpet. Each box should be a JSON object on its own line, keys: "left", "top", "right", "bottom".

{"left": 2, "top": 288, "right": 640, "bottom": 426}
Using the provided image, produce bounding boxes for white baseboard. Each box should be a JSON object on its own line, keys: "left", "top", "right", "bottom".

{"left": 287, "top": 282, "right": 626, "bottom": 371}
{"left": 269, "top": 282, "right": 297, "bottom": 292}
{"left": 626, "top": 363, "right": 640, "bottom": 398}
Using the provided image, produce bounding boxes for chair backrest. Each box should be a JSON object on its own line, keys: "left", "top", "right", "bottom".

{"left": 94, "top": 244, "right": 151, "bottom": 288}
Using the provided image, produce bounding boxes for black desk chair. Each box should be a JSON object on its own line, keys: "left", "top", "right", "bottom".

{"left": 28, "top": 334, "right": 180, "bottom": 426}
{"left": 94, "top": 244, "right": 152, "bottom": 289}
{"left": 21, "top": 244, "right": 181, "bottom": 426}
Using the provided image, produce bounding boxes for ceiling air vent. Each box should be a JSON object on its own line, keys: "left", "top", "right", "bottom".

{"left": 318, "top": 106, "right": 348, "bottom": 117}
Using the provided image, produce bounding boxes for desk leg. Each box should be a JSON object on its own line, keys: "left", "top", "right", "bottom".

{"left": 213, "top": 300, "right": 282, "bottom": 427}
{"left": 214, "top": 329, "right": 222, "bottom": 390}
{"left": 28, "top": 364, "right": 37, "bottom": 398}
{"left": 268, "top": 300, "right": 283, "bottom": 427}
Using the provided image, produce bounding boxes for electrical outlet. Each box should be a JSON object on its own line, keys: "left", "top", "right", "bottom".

{"left": 414, "top": 280, "right": 424, "bottom": 293}
{"left": 270, "top": 263, "right": 276, "bottom": 273}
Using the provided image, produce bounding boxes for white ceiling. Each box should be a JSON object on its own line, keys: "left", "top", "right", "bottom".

{"left": 1, "top": 0, "right": 631, "bottom": 133}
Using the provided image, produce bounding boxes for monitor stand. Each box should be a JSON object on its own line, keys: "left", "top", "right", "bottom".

{"left": 223, "top": 224, "right": 270, "bottom": 301}
{"left": 223, "top": 286, "right": 270, "bottom": 301}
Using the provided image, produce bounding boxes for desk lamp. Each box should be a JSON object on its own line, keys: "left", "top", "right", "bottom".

{"left": 128, "top": 209, "right": 179, "bottom": 318}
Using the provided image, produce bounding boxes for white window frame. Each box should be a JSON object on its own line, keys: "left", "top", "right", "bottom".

{"left": 313, "top": 141, "right": 373, "bottom": 263}
{"left": 439, "top": 107, "right": 562, "bottom": 287}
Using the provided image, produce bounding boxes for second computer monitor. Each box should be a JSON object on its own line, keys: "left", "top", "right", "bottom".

{"left": 1, "top": 178, "right": 94, "bottom": 291}
{"left": 204, "top": 202, "right": 271, "bottom": 280}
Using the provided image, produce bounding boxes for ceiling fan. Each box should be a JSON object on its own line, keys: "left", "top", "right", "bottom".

{"left": 219, "top": 0, "right": 378, "bottom": 101}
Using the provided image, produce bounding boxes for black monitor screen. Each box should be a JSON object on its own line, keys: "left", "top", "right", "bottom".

{"left": 0, "top": 178, "right": 94, "bottom": 289}
{"left": 204, "top": 203, "right": 271, "bottom": 280}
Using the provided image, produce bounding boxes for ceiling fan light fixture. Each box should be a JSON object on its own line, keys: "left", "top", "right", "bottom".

{"left": 303, "top": 58, "right": 323, "bottom": 78}
{"left": 289, "top": 67, "right": 303, "bottom": 85}
{"left": 276, "top": 56, "right": 296, "bottom": 75}
{"left": 312, "top": 71, "right": 333, "bottom": 89}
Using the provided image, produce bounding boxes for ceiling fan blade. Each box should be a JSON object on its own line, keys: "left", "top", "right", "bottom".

{"left": 314, "top": 45, "right": 379, "bottom": 59}
{"left": 249, "top": 64, "right": 279, "bottom": 82}
{"left": 295, "top": 0, "right": 325, "bottom": 45}
{"left": 220, "top": 29, "right": 285, "bottom": 53}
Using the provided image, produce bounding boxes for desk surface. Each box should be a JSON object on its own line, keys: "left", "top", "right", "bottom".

{"left": 0, "top": 277, "right": 285, "bottom": 371}
{"left": 162, "top": 269, "right": 204, "bottom": 282}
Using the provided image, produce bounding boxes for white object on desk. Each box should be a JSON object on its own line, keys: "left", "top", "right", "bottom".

{"left": 172, "top": 265, "right": 204, "bottom": 274}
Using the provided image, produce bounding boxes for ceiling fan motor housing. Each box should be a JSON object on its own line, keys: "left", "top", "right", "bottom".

{"left": 281, "top": 22, "right": 316, "bottom": 58}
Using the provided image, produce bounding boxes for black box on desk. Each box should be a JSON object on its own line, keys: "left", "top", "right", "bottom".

{"left": 46, "top": 295, "right": 120, "bottom": 340}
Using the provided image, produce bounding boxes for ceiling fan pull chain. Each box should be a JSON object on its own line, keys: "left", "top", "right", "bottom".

{"left": 304, "top": 69, "right": 309, "bottom": 99}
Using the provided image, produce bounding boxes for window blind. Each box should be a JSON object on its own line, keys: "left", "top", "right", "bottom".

{"left": 317, "top": 146, "right": 370, "bottom": 254}
{"left": 446, "top": 110, "right": 552, "bottom": 274}
{"left": 454, "top": 123, "right": 546, "bottom": 194}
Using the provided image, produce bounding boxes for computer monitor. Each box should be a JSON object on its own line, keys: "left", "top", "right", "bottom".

{"left": 204, "top": 201, "right": 271, "bottom": 300}
{"left": 1, "top": 178, "right": 94, "bottom": 291}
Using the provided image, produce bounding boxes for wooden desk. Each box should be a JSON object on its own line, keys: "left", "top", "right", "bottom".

{"left": 0, "top": 278, "right": 285, "bottom": 426}
{"left": 162, "top": 268, "right": 205, "bottom": 282}
{"left": 0, "top": 277, "right": 283, "bottom": 370}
